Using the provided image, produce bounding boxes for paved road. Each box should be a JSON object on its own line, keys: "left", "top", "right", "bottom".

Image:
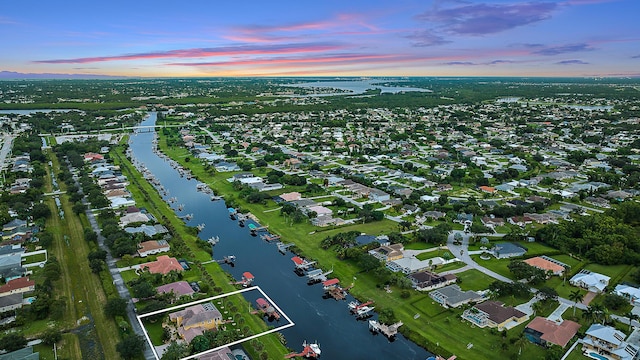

{"left": 72, "top": 165, "right": 156, "bottom": 360}
{"left": 446, "top": 230, "right": 513, "bottom": 283}
{"left": 0, "top": 135, "right": 14, "bottom": 171}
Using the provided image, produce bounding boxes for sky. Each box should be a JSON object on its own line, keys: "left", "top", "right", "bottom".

{"left": 1, "top": 0, "right": 639, "bottom": 78}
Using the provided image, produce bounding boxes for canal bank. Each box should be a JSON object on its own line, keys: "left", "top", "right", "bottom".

{"left": 129, "top": 113, "right": 433, "bottom": 359}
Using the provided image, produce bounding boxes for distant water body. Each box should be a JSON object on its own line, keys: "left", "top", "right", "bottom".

{"left": 285, "top": 79, "right": 432, "bottom": 96}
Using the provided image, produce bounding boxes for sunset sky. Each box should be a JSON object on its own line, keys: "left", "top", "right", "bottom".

{"left": 2, "top": 0, "right": 638, "bottom": 77}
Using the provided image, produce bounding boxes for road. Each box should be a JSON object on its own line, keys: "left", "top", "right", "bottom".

{"left": 71, "top": 166, "right": 156, "bottom": 360}
{"left": 0, "top": 134, "right": 14, "bottom": 171}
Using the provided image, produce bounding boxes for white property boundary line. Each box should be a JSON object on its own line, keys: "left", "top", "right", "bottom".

{"left": 136, "top": 286, "right": 295, "bottom": 360}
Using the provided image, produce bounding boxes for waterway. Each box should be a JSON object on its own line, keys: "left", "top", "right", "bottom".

{"left": 285, "top": 79, "right": 432, "bottom": 96}
{"left": 128, "top": 112, "right": 433, "bottom": 360}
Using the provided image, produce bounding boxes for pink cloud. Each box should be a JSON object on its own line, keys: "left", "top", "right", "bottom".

{"left": 169, "top": 53, "right": 400, "bottom": 67}
{"left": 33, "top": 43, "right": 344, "bottom": 64}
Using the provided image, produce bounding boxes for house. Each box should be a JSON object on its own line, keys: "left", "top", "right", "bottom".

{"left": 2, "top": 219, "right": 27, "bottom": 233}
{"left": 613, "top": 284, "right": 640, "bottom": 306}
{"left": 581, "top": 324, "right": 638, "bottom": 360}
{"left": 570, "top": 270, "right": 610, "bottom": 293}
{"left": 0, "top": 277, "right": 35, "bottom": 297}
{"left": 137, "top": 240, "right": 171, "bottom": 257}
{"left": 507, "top": 215, "right": 534, "bottom": 227}
{"left": 214, "top": 161, "right": 241, "bottom": 172}
{"left": 278, "top": 192, "right": 302, "bottom": 202}
{"left": 408, "top": 271, "right": 457, "bottom": 291}
{"left": 0, "top": 346, "right": 39, "bottom": 360}
{"left": 524, "top": 317, "right": 581, "bottom": 348}
{"left": 423, "top": 211, "right": 446, "bottom": 220}
{"left": 140, "top": 255, "right": 184, "bottom": 275}
{"left": 156, "top": 281, "right": 195, "bottom": 298}
{"left": 169, "top": 302, "right": 223, "bottom": 343}
{"left": 368, "top": 189, "right": 390, "bottom": 203}
{"left": 479, "top": 186, "right": 497, "bottom": 194}
{"left": 83, "top": 152, "right": 104, "bottom": 162}
{"left": 429, "top": 284, "right": 485, "bottom": 308}
{"left": 0, "top": 254, "right": 25, "bottom": 281}
{"left": 119, "top": 212, "right": 150, "bottom": 227}
{"left": 523, "top": 256, "right": 565, "bottom": 276}
{"left": 368, "top": 243, "right": 404, "bottom": 262}
{"left": 481, "top": 216, "right": 504, "bottom": 227}
{"left": 125, "top": 224, "right": 169, "bottom": 237}
{"left": 462, "top": 301, "right": 529, "bottom": 330}
{"left": 491, "top": 243, "right": 527, "bottom": 259}
{"left": 0, "top": 294, "right": 23, "bottom": 313}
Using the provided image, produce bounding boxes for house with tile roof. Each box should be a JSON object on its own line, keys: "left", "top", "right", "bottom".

{"left": 169, "top": 302, "right": 222, "bottom": 342}
{"left": 524, "top": 317, "right": 581, "bottom": 348}
{"left": 140, "top": 255, "right": 184, "bottom": 275}
{"left": 523, "top": 256, "right": 565, "bottom": 276}
{"left": 156, "top": 281, "right": 194, "bottom": 298}
{"left": 137, "top": 240, "right": 170, "bottom": 258}
{"left": 0, "top": 277, "right": 35, "bottom": 297}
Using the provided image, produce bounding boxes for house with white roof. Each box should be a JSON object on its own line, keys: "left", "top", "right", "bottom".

{"left": 613, "top": 284, "right": 640, "bottom": 306}
{"left": 582, "top": 324, "right": 638, "bottom": 360}
{"left": 570, "top": 270, "right": 610, "bottom": 293}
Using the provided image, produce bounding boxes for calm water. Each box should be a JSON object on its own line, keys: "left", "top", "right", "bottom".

{"left": 129, "top": 112, "right": 432, "bottom": 360}
{"left": 285, "top": 79, "right": 432, "bottom": 96}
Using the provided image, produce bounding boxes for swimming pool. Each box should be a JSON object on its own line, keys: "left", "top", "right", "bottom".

{"left": 588, "top": 352, "right": 608, "bottom": 360}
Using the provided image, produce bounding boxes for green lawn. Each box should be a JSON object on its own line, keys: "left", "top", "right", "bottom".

{"left": 471, "top": 255, "right": 515, "bottom": 280}
{"left": 435, "top": 261, "right": 467, "bottom": 273}
{"left": 456, "top": 269, "right": 497, "bottom": 291}
{"left": 404, "top": 242, "right": 439, "bottom": 251}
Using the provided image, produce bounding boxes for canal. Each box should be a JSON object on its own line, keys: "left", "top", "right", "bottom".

{"left": 129, "top": 112, "right": 432, "bottom": 360}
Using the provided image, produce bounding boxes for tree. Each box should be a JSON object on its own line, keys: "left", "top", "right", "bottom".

{"left": 602, "top": 293, "right": 628, "bottom": 310}
{"left": 162, "top": 342, "right": 189, "bottom": 360}
{"left": 116, "top": 335, "right": 145, "bottom": 360}
{"left": 0, "top": 333, "right": 27, "bottom": 352}
{"left": 568, "top": 290, "right": 584, "bottom": 316}
{"left": 31, "top": 203, "right": 51, "bottom": 221}
{"left": 42, "top": 328, "right": 62, "bottom": 345}
{"left": 131, "top": 281, "right": 156, "bottom": 299}
{"left": 537, "top": 287, "right": 558, "bottom": 301}
{"left": 105, "top": 297, "right": 128, "bottom": 318}
{"left": 190, "top": 334, "right": 211, "bottom": 353}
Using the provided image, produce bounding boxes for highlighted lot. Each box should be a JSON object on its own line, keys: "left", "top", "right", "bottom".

{"left": 137, "top": 286, "right": 294, "bottom": 360}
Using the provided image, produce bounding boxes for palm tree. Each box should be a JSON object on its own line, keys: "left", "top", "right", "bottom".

{"left": 623, "top": 311, "right": 639, "bottom": 332}
{"left": 582, "top": 306, "right": 595, "bottom": 324}
{"left": 589, "top": 304, "right": 605, "bottom": 324}
{"left": 569, "top": 290, "right": 584, "bottom": 316}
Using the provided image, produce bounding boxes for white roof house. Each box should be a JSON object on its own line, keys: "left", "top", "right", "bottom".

{"left": 582, "top": 324, "right": 638, "bottom": 360}
{"left": 613, "top": 284, "right": 640, "bottom": 306}
{"left": 570, "top": 270, "right": 610, "bottom": 293}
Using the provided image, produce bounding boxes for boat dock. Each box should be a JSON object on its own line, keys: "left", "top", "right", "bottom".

{"left": 231, "top": 271, "right": 254, "bottom": 287}
{"left": 292, "top": 256, "right": 316, "bottom": 275}
{"left": 253, "top": 297, "right": 281, "bottom": 321}
{"left": 277, "top": 242, "right": 293, "bottom": 253}
{"left": 369, "top": 320, "right": 403, "bottom": 338}
{"left": 248, "top": 223, "right": 268, "bottom": 235}
{"left": 307, "top": 268, "right": 333, "bottom": 284}
{"left": 260, "top": 233, "right": 281, "bottom": 242}
{"left": 228, "top": 207, "right": 237, "bottom": 219}
{"left": 284, "top": 341, "right": 321, "bottom": 359}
